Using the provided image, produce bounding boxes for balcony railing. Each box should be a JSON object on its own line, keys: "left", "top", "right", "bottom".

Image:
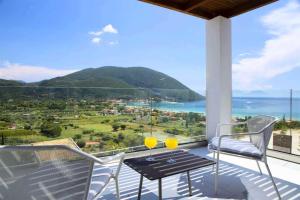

{"left": 233, "top": 89, "right": 300, "bottom": 156}
{"left": 0, "top": 86, "right": 206, "bottom": 154}
{"left": 0, "top": 86, "right": 299, "bottom": 157}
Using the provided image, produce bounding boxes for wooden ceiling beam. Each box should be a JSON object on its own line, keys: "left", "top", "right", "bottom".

{"left": 221, "top": 0, "right": 278, "bottom": 18}
{"left": 184, "top": 0, "right": 207, "bottom": 12}
{"left": 139, "top": 0, "right": 214, "bottom": 19}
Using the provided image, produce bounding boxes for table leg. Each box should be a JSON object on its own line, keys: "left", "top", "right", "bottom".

{"left": 158, "top": 178, "right": 162, "bottom": 200}
{"left": 138, "top": 175, "right": 143, "bottom": 200}
{"left": 187, "top": 171, "right": 192, "bottom": 196}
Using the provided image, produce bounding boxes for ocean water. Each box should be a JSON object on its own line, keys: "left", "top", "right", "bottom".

{"left": 130, "top": 97, "right": 300, "bottom": 120}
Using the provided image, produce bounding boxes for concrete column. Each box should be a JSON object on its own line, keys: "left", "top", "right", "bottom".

{"left": 206, "top": 16, "right": 232, "bottom": 140}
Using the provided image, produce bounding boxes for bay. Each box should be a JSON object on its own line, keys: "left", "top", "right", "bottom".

{"left": 130, "top": 97, "right": 300, "bottom": 120}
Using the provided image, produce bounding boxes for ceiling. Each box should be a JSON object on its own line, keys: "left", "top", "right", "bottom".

{"left": 139, "top": 0, "right": 278, "bottom": 19}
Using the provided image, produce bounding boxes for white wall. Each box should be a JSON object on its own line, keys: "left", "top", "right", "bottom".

{"left": 206, "top": 16, "right": 232, "bottom": 139}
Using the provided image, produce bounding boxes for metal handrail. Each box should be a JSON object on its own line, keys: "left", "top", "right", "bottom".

{"left": 0, "top": 145, "right": 123, "bottom": 165}
{"left": 91, "top": 135, "right": 206, "bottom": 156}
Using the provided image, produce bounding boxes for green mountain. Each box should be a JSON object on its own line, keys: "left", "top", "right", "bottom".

{"left": 0, "top": 67, "right": 203, "bottom": 101}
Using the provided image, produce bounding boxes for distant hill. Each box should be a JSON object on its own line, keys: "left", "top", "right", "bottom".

{"left": 0, "top": 79, "right": 24, "bottom": 86}
{"left": 0, "top": 67, "right": 203, "bottom": 101}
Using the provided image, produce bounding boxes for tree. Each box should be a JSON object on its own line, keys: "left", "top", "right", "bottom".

{"left": 120, "top": 124, "right": 126, "bottom": 130}
{"left": 40, "top": 122, "right": 62, "bottom": 137}
{"left": 24, "top": 124, "right": 31, "bottom": 130}
{"left": 76, "top": 139, "right": 86, "bottom": 148}
{"left": 112, "top": 124, "right": 120, "bottom": 132}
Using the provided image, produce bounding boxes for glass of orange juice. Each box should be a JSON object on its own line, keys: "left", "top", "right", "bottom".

{"left": 165, "top": 137, "right": 178, "bottom": 163}
{"left": 144, "top": 136, "right": 158, "bottom": 161}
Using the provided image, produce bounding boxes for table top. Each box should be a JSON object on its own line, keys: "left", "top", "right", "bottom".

{"left": 124, "top": 150, "right": 215, "bottom": 180}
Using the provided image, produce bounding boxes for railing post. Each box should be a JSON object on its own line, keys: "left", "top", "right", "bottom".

{"left": 290, "top": 89, "right": 293, "bottom": 123}
{"left": 290, "top": 89, "right": 293, "bottom": 152}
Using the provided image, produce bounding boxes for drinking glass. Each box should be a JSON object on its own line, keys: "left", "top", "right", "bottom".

{"left": 144, "top": 136, "right": 158, "bottom": 161}
{"left": 165, "top": 137, "right": 178, "bottom": 163}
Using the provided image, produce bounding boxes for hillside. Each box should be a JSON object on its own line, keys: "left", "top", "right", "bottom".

{"left": 0, "top": 67, "right": 203, "bottom": 101}
{"left": 0, "top": 79, "right": 24, "bottom": 86}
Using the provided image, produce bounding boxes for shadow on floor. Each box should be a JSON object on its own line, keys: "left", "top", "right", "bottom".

{"left": 100, "top": 151, "right": 300, "bottom": 200}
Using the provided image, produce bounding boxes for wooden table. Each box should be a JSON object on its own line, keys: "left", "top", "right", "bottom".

{"left": 124, "top": 150, "right": 215, "bottom": 200}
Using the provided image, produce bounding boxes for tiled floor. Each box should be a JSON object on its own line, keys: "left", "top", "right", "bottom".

{"left": 100, "top": 147, "right": 300, "bottom": 200}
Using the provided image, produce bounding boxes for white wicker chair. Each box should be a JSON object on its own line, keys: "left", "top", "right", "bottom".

{"left": 208, "top": 115, "right": 281, "bottom": 200}
{"left": 0, "top": 145, "right": 125, "bottom": 200}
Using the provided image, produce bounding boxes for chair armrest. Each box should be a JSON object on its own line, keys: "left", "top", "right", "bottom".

{"left": 99, "top": 152, "right": 125, "bottom": 164}
{"left": 216, "top": 122, "right": 247, "bottom": 137}
{"left": 102, "top": 153, "right": 125, "bottom": 178}
{"left": 218, "top": 122, "right": 247, "bottom": 126}
{"left": 76, "top": 150, "right": 125, "bottom": 178}
{"left": 219, "top": 131, "right": 262, "bottom": 139}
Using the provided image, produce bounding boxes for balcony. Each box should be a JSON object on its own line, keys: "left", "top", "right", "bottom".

{"left": 1, "top": 144, "right": 299, "bottom": 200}
{"left": 97, "top": 146, "right": 300, "bottom": 200}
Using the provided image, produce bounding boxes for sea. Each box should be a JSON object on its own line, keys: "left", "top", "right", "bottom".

{"left": 129, "top": 97, "right": 300, "bottom": 120}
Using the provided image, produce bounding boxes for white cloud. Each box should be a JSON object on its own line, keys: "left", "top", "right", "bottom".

{"left": 91, "top": 37, "right": 101, "bottom": 44}
{"left": 89, "top": 24, "right": 118, "bottom": 45}
{"left": 102, "top": 24, "right": 118, "bottom": 34}
{"left": 108, "top": 41, "right": 118, "bottom": 45}
{"left": 0, "top": 61, "right": 78, "bottom": 82}
{"left": 233, "top": 0, "right": 300, "bottom": 90}
{"left": 89, "top": 31, "right": 103, "bottom": 36}
{"left": 238, "top": 53, "right": 252, "bottom": 57}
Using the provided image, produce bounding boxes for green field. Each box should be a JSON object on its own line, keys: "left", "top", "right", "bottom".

{"left": 0, "top": 99, "right": 206, "bottom": 153}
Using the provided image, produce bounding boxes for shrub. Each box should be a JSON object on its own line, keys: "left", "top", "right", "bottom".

{"left": 133, "top": 128, "right": 141, "bottom": 133}
{"left": 102, "top": 134, "right": 112, "bottom": 141}
{"left": 288, "top": 120, "right": 300, "bottom": 129}
{"left": 112, "top": 124, "right": 120, "bottom": 132}
{"left": 101, "top": 119, "right": 110, "bottom": 124}
{"left": 24, "top": 124, "right": 32, "bottom": 130}
{"left": 83, "top": 129, "right": 94, "bottom": 135}
{"left": 76, "top": 139, "right": 86, "bottom": 148}
{"left": 164, "top": 128, "right": 183, "bottom": 135}
{"left": 72, "top": 134, "right": 82, "bottom": 140}
{"left": 118, "top": 133, "right": 125, "bottom": 141}
{"left": 89, "top": 135, "right": 94, "bottom": 141}
{"left": 40, "top": 122, "right": 62, "bottom": 137}
{"left": 120, "top": 124, "right": 126, "bottom": 130}
{"left": 93, "top": 132, "right": 104, "bottom": 137}
{"left": 0, "top": 115, "right": 12, "bottom": 123}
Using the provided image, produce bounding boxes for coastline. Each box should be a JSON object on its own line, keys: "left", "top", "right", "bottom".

{"left": 128, "top": 97, "right": 300, "bottom": 121}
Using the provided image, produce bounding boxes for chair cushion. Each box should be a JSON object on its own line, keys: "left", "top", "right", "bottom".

{"left": 209, "top": 137, "right": 263, "bottom": 159}
{"left": 87, "top": 164, "right": 113, "bottom": 200}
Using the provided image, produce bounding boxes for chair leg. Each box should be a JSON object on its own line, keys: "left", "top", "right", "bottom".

{"left": 214, "top": 151, "right": 220, "bottom": 195}
{"left": 212, "top": 151, "right": 216, "bottom": 171}
{"left": 256, "top": 160, "right": 262, "bottom": 175}
{"left": 264, "top": 161, "right": 281, "bottom": 200}
{"left": 115, "top": 177, "right": 120, "bottom": 200}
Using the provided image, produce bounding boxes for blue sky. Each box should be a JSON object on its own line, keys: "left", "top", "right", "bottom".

{"left": 0, "top": 0, "right": 300, "bottom": 93}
